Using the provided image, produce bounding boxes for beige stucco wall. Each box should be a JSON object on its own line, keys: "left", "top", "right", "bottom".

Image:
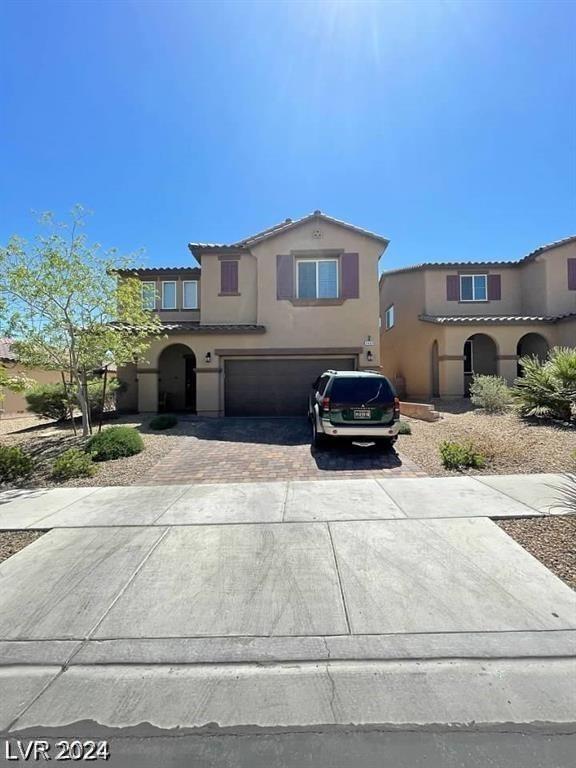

{"left": 0, "top": 364, "right": 62, "bottom": 416}
{"left": 200, "top": 253, "right": 258, "bottom": 325}
{"left": 424, "top": 266, "right": 521, "bottom": 316}
{"left": 556, "top": 317, "right": 576, "bottom": 346}
{"left": 379, "top": 270, "right": 445, "bottom": 399}
{"left": 538, "top": 241, "right": 576, "bottom": 316}
{"left": 251, "top": 219, "right": 383, "bottom": 366}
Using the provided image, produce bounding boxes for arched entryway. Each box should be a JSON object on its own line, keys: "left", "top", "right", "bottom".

{"left": 516, "top": 333, "right": 549, "bottom": 377}
{"left": 463, "top": 333, "right": 498, "bottom": 395}
{"left": 158, "top": 344, "right": 196, "bottom": 412}
{"left": 431, "top": 340, "right": 440, "bottom": 398}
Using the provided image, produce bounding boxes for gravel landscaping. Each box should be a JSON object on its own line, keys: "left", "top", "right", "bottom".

{"left": 497, "top": 516, "right": 576, "bottom": 591}
{"left": 0, "top": 530, "right": 45, "bottom": 564}
{"left": 398, "top": 405, "right": 575, "bottom": 477}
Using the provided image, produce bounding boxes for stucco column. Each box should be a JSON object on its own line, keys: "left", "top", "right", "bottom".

{"left": 498, "top": 356, "right": 519, "bottom": 385}
{"left": 439, "top": 356, "right": 465, "bottom": 397}
{"left": 196, "top": 368, "right": 221, "bottom": 417}
{"left": 137, "top": 369, "right": 158, "bottom": 413}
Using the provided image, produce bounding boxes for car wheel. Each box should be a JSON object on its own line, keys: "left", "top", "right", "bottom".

{"left": 311, "top": 419, "right": 326, "bottom": 448}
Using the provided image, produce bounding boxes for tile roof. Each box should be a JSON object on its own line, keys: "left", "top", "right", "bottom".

{"left": 116, "top": 267, "right": 201, "bottom": 276}
{"left": 161, "top": 322, "right": 266, "bottom": 334}
{"left": 189, "top": 211, "right": 389, "bottom": 257}
{"left": 0, "top": 338, "right": 17, "bottom": 361}
{"left": 381, "top": 234, "right": 576, "bottom": 278}
{"left": 419, "top": 314, "right": 576, "bottom": 325}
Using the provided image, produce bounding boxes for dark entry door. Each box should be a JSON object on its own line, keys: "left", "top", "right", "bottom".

{"left": 184, "top": 356, "right": 197, "bottom": 412}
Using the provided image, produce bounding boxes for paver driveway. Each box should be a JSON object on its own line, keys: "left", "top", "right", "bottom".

{"left": 141, "top": 417, "right": 425, "bottom": 484}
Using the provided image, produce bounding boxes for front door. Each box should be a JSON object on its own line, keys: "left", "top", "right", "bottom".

{"left": 184, "top": 356, "right": 197, "bottom": 412}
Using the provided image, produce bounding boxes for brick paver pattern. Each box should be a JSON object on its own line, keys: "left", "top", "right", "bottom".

{"left": 142, "top": 418, "right": 426, "bottom": 485}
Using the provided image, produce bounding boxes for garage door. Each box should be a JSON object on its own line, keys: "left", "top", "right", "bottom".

{"left": 224, "top": 358, "right": 356, "bottom": 416}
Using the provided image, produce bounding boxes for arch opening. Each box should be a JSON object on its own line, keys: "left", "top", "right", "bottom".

{"left": 463, "top": 333, "right": 498, "bottom": 395}
{"left": 516, "top": 333, "right": 549, "bottom": 377}
{"left": 157, "top": 344, "right": 197, "bottom": 412}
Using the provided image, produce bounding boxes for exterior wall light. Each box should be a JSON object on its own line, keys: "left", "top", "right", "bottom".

{"left": 366, "top": 350, "right": 373, "bottom": 362}
{"left": 205, "top": 352, "right": 212, "bottom": 364}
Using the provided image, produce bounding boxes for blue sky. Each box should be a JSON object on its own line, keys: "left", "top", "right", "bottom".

{"left": 1, "top": 0, "right": 574, "bottom": 272}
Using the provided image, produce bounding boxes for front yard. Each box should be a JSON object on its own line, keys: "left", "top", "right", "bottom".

{"left": 398, "top": 405, "right": 575, "bottom": 477}
{"left": 0, "top": 401, "right": 574, "bottom": 489}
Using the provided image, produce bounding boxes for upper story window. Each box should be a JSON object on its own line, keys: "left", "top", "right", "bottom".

{"left": 385, "top": 304, "right": 395, "bottom": 329}
{"left": 161, "top": 281, "right": 177, "bottom": 309}
{"left": 297, "top": 259, "right": 338, "bottom": 299}
{"left": 183, "top": 280, "right": 198, "bottom": 309}
{"left": 460, "top": 274, "right": 487, "bottom": 302}
{"left": 142, "top": 282, "right": 156, "bottom": 311}
{"left": 220, "top": 260, "right": 239, "bottom": 295}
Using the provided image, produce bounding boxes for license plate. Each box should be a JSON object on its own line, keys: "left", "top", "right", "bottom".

{"left": 353, "top": 409, "right": 372, "bottom": 419}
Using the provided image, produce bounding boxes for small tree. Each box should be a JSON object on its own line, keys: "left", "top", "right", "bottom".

{"left": 0, "top": 207, "right": 163, "bottom": 435}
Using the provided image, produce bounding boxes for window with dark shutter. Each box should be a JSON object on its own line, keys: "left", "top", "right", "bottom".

{"left": 487, "top": 274, "right": 501, "bottom": 300}
{"left": 276, "top": 254, "right": 294, "bottom": 299}
{"left": 341, "top": 253, "right": 359, "bottom": 299}
{"left": 446, "top": 275, "right": 459, "bottom": 301}
{"left": 220, "top": 261, "right": 238, "bottom": 294}
{"left": 568, "top": 258, "right": 576, "bottom": 291}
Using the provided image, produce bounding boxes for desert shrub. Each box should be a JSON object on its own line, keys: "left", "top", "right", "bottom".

{"left": 469, "top": 375, "right": 512, "bottom": 414}
{"left": 512, "top": 347, "right": 576, "bottom": 422}
{"left": 439, "top": 440, "right": 486, "bottom": 471}
{"left": 26, "top": 379, "right": 120, "bottom": 421}
{"left": 397, "top": 420, "right": 412, "bottom": 435}
{"left": 52, "top": 449, "right": 96, "bottom": 480}
{"left": 0, "top": 444, "right": 35, "bottom": 483}
{"left": 86, "top": 426, "right": 144, "bottom": 461}
{"left": 149, "top": 414, "right": 178, "bottom": 430}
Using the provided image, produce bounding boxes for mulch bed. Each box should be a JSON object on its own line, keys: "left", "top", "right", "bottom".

{"left": 399, "top": 407, "right": 575, "bottom": 476}
{"left": 0, "top": 530, "right": 45, "bottom": 564}
{"left": 497, "top": 516, "right": 576, "bottom": 590}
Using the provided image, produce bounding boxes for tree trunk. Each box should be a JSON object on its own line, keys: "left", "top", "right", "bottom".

{"left": 61, "top": 371, "right": 77, "bottom": 436}
{"left": 75, "top": 373, "right": 90, "bottom": 438}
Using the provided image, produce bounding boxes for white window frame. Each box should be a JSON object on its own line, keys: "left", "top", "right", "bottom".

{"left": 385, "top": 304, "right": 395, "bottom": 329}
{"left": 460, "top": 274, "right": 488, "bottom": 302}
{"left": 296, "top": 258, "right": 339, "bottom": 299}
{"left": 161, "top": 280, "right": 177, "bottom": 310}
{"left": 141, "top": 281, "right": 156, "bottom": 311}
{"left": 182, "top": 280, "right": 198, "bottom": 309}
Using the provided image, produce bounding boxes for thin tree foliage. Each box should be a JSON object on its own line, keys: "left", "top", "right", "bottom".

{"left": 0, "top": 206, "right": 163, "bottom": 435}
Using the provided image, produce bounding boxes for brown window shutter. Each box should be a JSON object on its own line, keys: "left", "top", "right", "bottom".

{"left": 221, "top": 261, "right": 238, "bottom": 293}
{"left": 487, "top": 274, "right": 501, "bottom": 300}
{"left": 341, "top": 253, "right": 359, "bottom": 298}
{"left": 446, "top": 275, "right": 459, "bottom": 301}
{"left": 568, "top": 258, "right": 576, "bottom": 290}
{"left": 276, "top": 254, "right": 294, "bottom": 299}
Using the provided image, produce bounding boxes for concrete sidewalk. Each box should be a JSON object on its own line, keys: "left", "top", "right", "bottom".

{"left": 0, "top": 473, "right": 574, "bottom": 743}
{"left": 0, "top": 473, "right": 573, "bottom": 529}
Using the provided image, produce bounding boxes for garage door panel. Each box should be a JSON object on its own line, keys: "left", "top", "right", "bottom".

{"left": 225, "top": 358, "right": 355, "bottom": 416}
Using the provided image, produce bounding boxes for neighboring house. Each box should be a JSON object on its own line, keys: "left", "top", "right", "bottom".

{"left": 379, "top": 236, "right": 576, "bottom": 399}
{"left": 0, "top": 338, "right": 62, "bottom": 417}
{"left": 117, "top": 211, "right": 388, "bottom": 416}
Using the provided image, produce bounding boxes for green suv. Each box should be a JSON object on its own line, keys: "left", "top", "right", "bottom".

{"left": 308, "top": 370, "right": 400, "bottom": 448}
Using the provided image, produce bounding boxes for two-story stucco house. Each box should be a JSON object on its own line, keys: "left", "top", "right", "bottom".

{"left": 379, "top": 236, "right": 576, "bottom": 400}
{"left": 117, "top": 211, "right": 388, "bottom": 416}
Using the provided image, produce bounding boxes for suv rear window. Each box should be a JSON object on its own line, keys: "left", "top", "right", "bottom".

{"left": 329, "top": 377, "right": 395, "bottom": 405}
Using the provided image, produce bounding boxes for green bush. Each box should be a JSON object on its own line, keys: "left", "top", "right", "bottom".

{"left": 0, "top": 445, "right": 35, "bottom": 483}
{"left": 439, "top": 440, "right": 486, "bottom": 471}
{"left": 512, "top": 346, "right": 576, "bottom": 422}
{"left": 26, "top": 379, "right": 120, "bottom": 422}
{"left": 52, "top": 449, "right": 96, "bottom": 480}
{"left": 86, "top": 426, "right": 144, "bottom": 462}
{"left": 398, "top": 420, "right": 412, "bottom": 435}
{"left": 149, "top": 414, "right": 178, "bottom": 430}
{"left": 469, "top": 374, "right": 512, "bottom": 414}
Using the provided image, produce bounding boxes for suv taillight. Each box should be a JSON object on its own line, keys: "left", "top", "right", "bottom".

{"left": 393, "top": 396, "right": 400, "bottom": 419}
{"left": 322, "top": 396, "right": 331, "bottom": 410}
